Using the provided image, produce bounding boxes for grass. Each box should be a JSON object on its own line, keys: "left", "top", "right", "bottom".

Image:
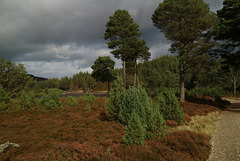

{"left": 226, "top": 97, "right": 240, "bottom": 100}
{"left": 171, "top": 111, "right": 219, "bottom": 136}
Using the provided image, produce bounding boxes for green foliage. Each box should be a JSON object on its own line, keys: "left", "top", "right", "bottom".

{"left": 186, "top": 60, "right": 229, "bottom": 89}
{"left": 122, "top": 111, "right": 146, "bottom": 145}
{"left": 59, "top": 76, "right": 71, "bottom": 91}
{"left": 215, "top": 0, "right": 240, "bottom": 42}
{"left": 149, "top": 111, "right": 168, "bottom": 139}
{"left": 213, "top": 0, "right": 240, "bottom": 96}
{"left": 104, "top": 9, "right": 150, "bottom": 88}
{"left": 80, "top": 93, "right": 96, "bottom": 105}
{"left": 104, "top": 9, "right": 142, "bottom": 60}
{"left": 84, "top": 104, "right": 91, "bottom": 111}
{"left": 118, "top": 87, "right": 146, "bottom": 125}
{"left": 0, "top": 58, "right": 31, "bottom": 97}
{"left": 106, "top": 82, "right": 167, "bottom": 145}
{"left": 187, "top": 87, "right": 224, "bottom": 102}
{"left": 40, "top": 88, "right": 62, "bottom": 110}
{"left": 71, "top": 72, "right": 96, "bottom": 91}
{"left": 0, "top": 84, "right": 10, "bottom": 103}
{"left": 39, "top": 78, "right": 60, "bottom": 89}
{"left": 152, "top": 0, "right": 217, "bottom": 45}
{"left": 105, "top": 77, "right": 125, "bottom": 120}
{"left": 152, "top": 0, "right": 218, "bottom": 101}
{"left": 66, "top": 96, "right": 78, "bottom": 106}
{"left": 138, "top": 56, "right": 179, "bottom": 92}
{"left": 154, "top": 91, "right": 184, "bottom": 125}
{"left": 91, "top": 56, "right": 116, "bottom": 92}
{"left": 19, "top": 91, "right": 37, "bottom": 110}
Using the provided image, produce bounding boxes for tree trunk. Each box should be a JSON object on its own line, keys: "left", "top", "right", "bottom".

{"left": 108, "top": 76, "right": 110, "bottom": 94}
{"left": 180, "top": 61, "right": 185, "bottom": 102}
{"left": 136, "top": 60, "right": 139, "bottom": 87}
{"left": 137, "top": 75, "right": 139, "bottom": 87}
{"left": 233, "top": 76, "right": 237, "bottom": 98}
{"left": 133, "top": 59, "right": 137, "bottom": 88}
{"left": 134, "top": 73, "right": 136, "bottom": 88}
{"left": 123, "top": 58, "right": 126, "bottom": 89}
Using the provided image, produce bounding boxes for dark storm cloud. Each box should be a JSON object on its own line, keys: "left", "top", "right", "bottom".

{"left": 0, "top": 0, "right": 223, "bottom": 78}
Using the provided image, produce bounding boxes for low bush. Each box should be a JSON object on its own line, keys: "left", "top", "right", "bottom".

{"left": 19, "top": 91, "right": 37, "bottom": 110}
{"left": 106, "top": 79, "right": 167, "bottom": 145}
{"left": 122, "top": 110, "right": 146, "bottom": 145}
{"left": 105, "top": 77, "right": 125, "bottom": 120}
{"left": 154, "top": 91, "right": 184, "bottom": 125}
{"left": 183, "top": 113, "right": 192, "bottom": 123}
{"left": 66, "top": 96, "right": 78, "bottom": 106}
{"left": 80, "top": 93, "right": 96, "bottom": 105}
{"left": 180, "top": 101, "right": 219, "bottom": 116}
{"left": 0, "top": 85, "right": 10, "bottom": 103}
{"left": 166, "top": 120, "right": 178, "bottom": 127}
{"left": 40, "top": 89, "right": 62, "bottom": 110}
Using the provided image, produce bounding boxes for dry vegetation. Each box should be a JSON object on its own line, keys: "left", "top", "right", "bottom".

{"left": 0, "top": 97, "right": 223, "bottom": 160}
{"left": 171, "top": 112, "right": 219, "bottom": 136}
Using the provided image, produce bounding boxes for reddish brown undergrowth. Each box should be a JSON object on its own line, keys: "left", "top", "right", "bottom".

{"left": 180, "top": 101, "right": 220, "bottom": 116}
{"left": 0, "top": 98, "right": 214, "bottom": 160}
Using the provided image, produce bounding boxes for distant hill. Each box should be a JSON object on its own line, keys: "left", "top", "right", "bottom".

{"left": 28, "top": 74, "right": 48, "bottom": 81}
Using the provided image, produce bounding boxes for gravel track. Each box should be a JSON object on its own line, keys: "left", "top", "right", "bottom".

{"left": 208, "top": 99, "right": 240, "bottom": 161}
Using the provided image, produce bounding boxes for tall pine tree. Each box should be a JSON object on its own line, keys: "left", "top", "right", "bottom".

{"left": 152, "top": 0, "right": 218, "bottom": 101}
{"left": 104, "top": 9, "right": 150, "bottom": 88}
{"left": 214, "top": 0, "right": 240, "bottom": 97}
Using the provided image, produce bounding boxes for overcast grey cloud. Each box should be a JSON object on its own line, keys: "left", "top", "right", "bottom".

{"left": 0, "top": 0, "right": 223, "bottom": 78}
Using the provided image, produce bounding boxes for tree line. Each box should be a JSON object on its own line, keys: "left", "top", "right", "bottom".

{"left": 104, "top": 0, "right": 239, "bottom": 101}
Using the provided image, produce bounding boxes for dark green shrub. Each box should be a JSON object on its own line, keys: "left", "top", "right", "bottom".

{"left": 0, "top": 85, "right": 9, "bottom": 103}
{"left": 187, "top": 87, "right": 225, "bottom": 101}
{"left": 154, "top": 91, "right": 184, "bottom": 125}
{"left": 122, "top": 110, "right": 146, "bottom": 145}
{"left": 19, "top": 91, "right": 36, "bottom": 110}
{"left": 105, "top": 76, "right": 125, "bottom": 120}
{"left": 153, "top": 87, "right": 180, "bottom": 98}
{"left": 66, "top": 96, "right": 78, "bottom": 106}
{"left": 118, "top": 87, "right": 146, "bottom": 126}
{"left": 106, "top": 83, "right": 167, "bottom": 145}
{"left": 147, "top": 111, "right": 168, "bottom": 140}
{"left": 40, "top": 89, "right": 61, "bottom": 110}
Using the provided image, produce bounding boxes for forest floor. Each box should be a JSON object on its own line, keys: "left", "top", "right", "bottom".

{"left": 0, "top": 97, "right": 227, "bottom": 160}
{"left": 208, "top": 98, "right": 240, "bottom": 161}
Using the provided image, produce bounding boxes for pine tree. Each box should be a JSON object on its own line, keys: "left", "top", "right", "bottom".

{"left": 122, "top": 110, "right": 146, "bottom": 145}
{"left": 104, "top": 9, "right": 150, "bottom": 89}
{"left": 105, "top": 76, "right": 125, "bottom": 120}
{"left": 214, "top": 0, "right": 240, "bottom": 97}
{"left": 152, "top": 0, "right": 218, "bottom": 101}
{"left": 91, "top": 56, "right": 115, "bottom": 93}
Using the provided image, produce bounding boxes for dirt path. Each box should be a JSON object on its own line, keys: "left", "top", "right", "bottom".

{"left": 208, "top": 98, "right": 240, "bottom": 161}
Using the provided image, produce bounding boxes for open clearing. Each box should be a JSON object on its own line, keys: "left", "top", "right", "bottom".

{"left": 0, "top": 97, "right": 224, "bottom": 160}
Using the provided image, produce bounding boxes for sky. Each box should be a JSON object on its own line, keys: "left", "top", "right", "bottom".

{"left": 0, "top": 0, "right": 223, "bottom": 78}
